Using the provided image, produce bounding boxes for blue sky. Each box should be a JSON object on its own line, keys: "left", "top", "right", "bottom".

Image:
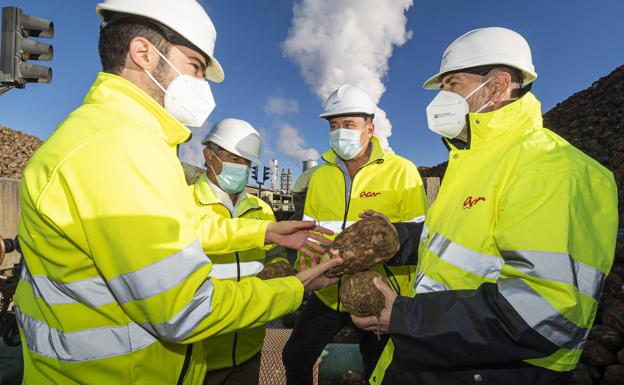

{"left": 1, "top": 0, "right": 623, "bottom": 181}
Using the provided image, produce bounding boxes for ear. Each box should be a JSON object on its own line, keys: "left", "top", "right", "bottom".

{"left": 367, "top": 120, "right": 375, "bottom": 137}
{"left": 490, "top": 71, "right": 512, "bottom": 104}
{"left": 128, "top": 36, "right": 159, "bottom": 72}
{"left": 203, "top": 147, "right": 213, "bottom": 163}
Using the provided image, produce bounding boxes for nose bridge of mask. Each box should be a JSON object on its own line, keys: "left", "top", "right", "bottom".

{"left": 334, "top": 127, "right": 363, "bottom": 138}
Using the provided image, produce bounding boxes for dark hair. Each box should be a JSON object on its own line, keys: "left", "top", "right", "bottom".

{"left": 98, "top": 15, "right": 171, "bottom": 75}
{"left": 205, "top": 141, "right": 221, "bottom": 153}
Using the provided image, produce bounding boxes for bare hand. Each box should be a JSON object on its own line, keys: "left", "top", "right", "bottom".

{"left": 296, "top": 257, "right": 344, "bottom": 292}
{"left": 359, "top": 209, "right": 391, "bottom": 225}
{"left": 351, "top": 278, "right": 397, "bottom": 334}
{"left": 266, "top": 221, "right": 333, "bottom": 260}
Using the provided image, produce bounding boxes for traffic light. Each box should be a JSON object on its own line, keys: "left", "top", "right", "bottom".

{"left": 251, "top": 165, "right": 258, "bottom": 182}
{"left": 262, "top": 166, "right": 270, "bottom": 183}
{"left": 0, "top": 6, "right": 54, "bottom": 91}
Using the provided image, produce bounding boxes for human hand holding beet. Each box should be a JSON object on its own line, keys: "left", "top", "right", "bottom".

{"left": 319, "top": 216, "right": 399, "bottom": 277}
{"left": 349, "top": 276, "right": 396, "bottom": 336}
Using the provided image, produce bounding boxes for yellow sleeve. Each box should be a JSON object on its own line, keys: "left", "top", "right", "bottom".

{"left": 398, "top": 161, "right": 429, "bottom": 222}
{"left": 295, "top": 174, "right": 322, "bottom": 270}
{"left": 73, "top": 129, "right": 302, "bottom": 344}
{"left": 493, "top": 169, "right": 617, "bottom": 365}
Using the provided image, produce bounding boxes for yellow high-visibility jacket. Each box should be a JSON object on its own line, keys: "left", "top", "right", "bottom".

{"left": 371, "top": 92, "right": 618, "bottom": 385}
{"left": 297, "top": 137, "right": 429, "bottom": 311}
{"left": 15, "top": 73, "right": 303, "bottom": 385}
{"left": 190, "top": 174, "right": 288, "bottom": 371}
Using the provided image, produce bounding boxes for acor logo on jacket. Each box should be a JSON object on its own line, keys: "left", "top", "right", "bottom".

{"left": 463, "top": 195, "right": 486, "bottom": 209}
{"left": 360, "top": 191, "right": 382, "bottom": 198}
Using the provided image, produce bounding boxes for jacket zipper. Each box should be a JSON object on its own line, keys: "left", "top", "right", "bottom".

{"left": 225, "top": 205, "right": 260, "bottom": 368}
{"left": 335, "top": 159, "right": 382, "bottom": 310}
{"left": 232, "top": 250, "right": 241, "bottom": 367}
{"left": 176, "top": 344, "right": 193, "bottom": 385}
{"left": 206, "top": 199, "right": 263, "bottom": 369}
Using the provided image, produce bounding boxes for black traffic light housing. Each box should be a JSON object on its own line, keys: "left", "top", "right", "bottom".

{"left": 251, "top": 165, "right": 258, "bottom": 182}
{"left": 262, "top": 166, "right": 270, "bottom": 183}
{"left": 0, "top": 6, "right": 54, "bottom": 91}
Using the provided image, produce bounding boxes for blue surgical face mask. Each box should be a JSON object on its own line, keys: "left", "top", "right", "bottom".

{"left": 330, "top": 128, "right": 365, "bottom": 160}
{"left": 210, "top": 155, "right": 250, "bottom": 194}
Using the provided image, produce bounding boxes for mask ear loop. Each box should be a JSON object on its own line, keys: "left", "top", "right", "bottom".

{"left": 465, "top": 76, "right": 493, "bottom": 100}
{"left": 150, "top": 43, "right": 183, "bottom": 76}
{"left": 467, "top": 77, "right": 495, "bottom": 113}
{"left": 142, "top": 43, "right": 184, "bottom": 94}
{"left": 207, "top": 149, "right": 224, "bottom": 178}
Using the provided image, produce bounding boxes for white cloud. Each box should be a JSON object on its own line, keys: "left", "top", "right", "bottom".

{"left": 282, "top": 0, "right": 414, "bottom": 152}
{"left": 179, "top": 124, "right": 210, "bottom": 168}
{"left": 277, "top": 124, "right": 320, "bottom": 164}
{"left": 256, "top": 126, "right": 277, "bottom": 164}
{"left": 264, "top": 96, "right": 300, "bottom": 117}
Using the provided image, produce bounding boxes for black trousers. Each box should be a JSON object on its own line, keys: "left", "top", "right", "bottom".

{"left": 202, "top": 352, "right": 261, "bottom": 385}
{"left": 282, "top": 294, "right": 389, "bottom": 385}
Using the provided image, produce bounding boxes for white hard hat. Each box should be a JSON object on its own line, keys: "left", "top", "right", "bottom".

{"left": 96, "top": 0, "right": 225, "bottom": 83}
{"left": 320, "top": 84, "right": 376, "bottom": 119}
{"left": 423, "top": 27, "right": 537, "bottom": 89}
{"left": 202, "top": 119, "right": 262, "bottom": 163}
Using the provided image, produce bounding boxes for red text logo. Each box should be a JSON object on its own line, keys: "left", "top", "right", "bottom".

{"left": 463, "top": 196, "right": 486, "bottom": 209}
{"left": 360, "top": 191, "right": 382, "bottom": 199}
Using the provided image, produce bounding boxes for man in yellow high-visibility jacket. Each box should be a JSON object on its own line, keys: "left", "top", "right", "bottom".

{"left": 283, "top": 84, "right": 429, "bottom": 384}
{"left": 352, "top": 27, "right": 619, "bottom": 385}
{"left": 15, "top": 2, "right": 341, "bottom": 384}
{"left": 191, "top": 118, "right": 289, "bottom": 385}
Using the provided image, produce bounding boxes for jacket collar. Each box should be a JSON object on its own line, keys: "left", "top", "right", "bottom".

{"left": 443, "top": 92, "right": 543, "bottom": 152}
{"left": 322, "top": 136, "right": 386, "bottom": 166}
{"left": 194, "top": 173, "right": 260, "bottom": 216}
{"left": 85, "top": 72, "right": 191, "bottom": 146}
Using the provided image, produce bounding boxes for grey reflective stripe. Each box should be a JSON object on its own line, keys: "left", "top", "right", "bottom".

{"left": 414, "top": 270, "right": 450, "bottom": 294}
{"left": 108, "top": 240, "right": 209, "bottom": 304}
{"left": 420, "top": 225, "right": 429, "bottom": 243}
{"left": 15, "top": 306, "right": 157, "bottom": 362}
{"left": 317, "top": 220, "right": 355, "bottom": 234}
{"left": 428, "top": 233, "right": 503, "bottom": 280}
{"left": 302, "top": 214, "right": 317, "bottom": 223}
{"left": 499, "top": 278, "right": 589, "bottom": 350}
{"left": 209, "top": 261, "right": 264, "bottom": 279}
{"left": 502, "top": 250, "right": 605, "bottom": 300}
{"left": 406, "top": 215, "right": 426, "bottom": 223}
{"left": 21, "top": 262, "right": 115, "bottom": 307}
{"left": 142, "top": 278, "right": 214, "bottom": 342}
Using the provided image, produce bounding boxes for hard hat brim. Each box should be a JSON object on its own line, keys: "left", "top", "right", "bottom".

{"left": 423, "top": 64, "right": 537, "bottom": 90}
{"left": 205, "top": 57, "right": 224, "bottom": 83}
{"left": 319, "top": 110, "right": 375, "bottom": 119}
{"left": 201, "top": 137, "right": 261, "bottom": 164}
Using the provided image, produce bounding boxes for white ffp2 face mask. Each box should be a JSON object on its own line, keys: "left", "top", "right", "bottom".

{"left": 144, "top": 45, "right": 216, "bottom": 128}
{"left": 425, "top": 78, "right": 493, "bottom": 138}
